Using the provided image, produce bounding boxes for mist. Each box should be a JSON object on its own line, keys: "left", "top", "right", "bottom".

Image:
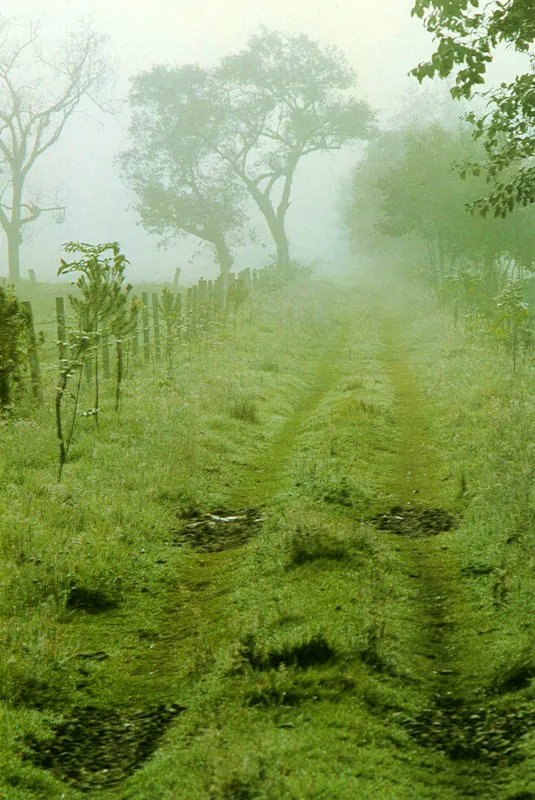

{"left": 0, "top": 0, "right": 437, "bottom": 284}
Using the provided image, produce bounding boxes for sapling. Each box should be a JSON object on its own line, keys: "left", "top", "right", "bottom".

{"left": 494, "top": 279, "right": 531, "bottom": 371}
{"left": 56, "top": 242, "right": 133, "bottom": 479}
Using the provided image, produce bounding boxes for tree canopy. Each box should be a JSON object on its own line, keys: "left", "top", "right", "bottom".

{"left": 120, "top": 65, "right": 245, "bottom": 277}
{"left": 343, "top": 119, "right": 535, "bottom": 292}
{"left": 121, "top": 29, "right": 374, "bottom": 271}
{"left": 411, "top": 0, "right": 535, "bottom": 218}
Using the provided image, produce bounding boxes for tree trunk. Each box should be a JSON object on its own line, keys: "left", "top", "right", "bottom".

{"left": 243, "top": 180, "right": 292, "bottom": 270}
{"left": 214, "top": 237, "right": 234, "bottom": 308}
{"left": 257, "top": 198, "right": 290, "bottom": 269}
{"left": 271, "top": 219, "right": 290, "bottom": 268}
{"left": 7, "top": 227, "right": 21, "bottom": 283}
{"left": 7, "top": 178, "right": 23, "bottom": 283}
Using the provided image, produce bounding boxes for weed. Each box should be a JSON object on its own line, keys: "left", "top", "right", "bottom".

{"left": 286, "top": 525, "right": 351, "bottom": 566}
{"left": 238, "top": 631, "right": 335, "bottom": 671}
{"left": 229, "top": 394, "right": 259, "bottom": 423}
{"left": 65, "top": 585, "right": 119, "bottom": 614}
{"left": 358, "top": 398, "right": 377, "bottom": 414}
{"left": 360, "top": 619, "right": 390, "bottom": 673}
{"left": 343, "top": 377, "right": 363, "bottom": 391}
{"left": 258, "top": 359, "right": 279, "bottom": 373}
{"left": 490, "top": 650, "right": 535, "bottom": 695}
{"left": 299, "top": 467, "right": 371, "bottom": 512}
{"left": 245, "top": 670, "right": 304, "bottom": 707}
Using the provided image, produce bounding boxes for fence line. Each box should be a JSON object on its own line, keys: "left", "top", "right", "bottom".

{"left": 13, "top": 264, "right": 283, "bottom": 405}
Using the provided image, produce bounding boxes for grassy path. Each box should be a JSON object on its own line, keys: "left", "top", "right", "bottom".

{"left": 6, "top": 280, "right": 535, "bottom": 799}
{"left": 378, "top": 312, "right": 485, "bottom": 796}
{"left": 377, "top": 304, "right": 533, "bottom": 800}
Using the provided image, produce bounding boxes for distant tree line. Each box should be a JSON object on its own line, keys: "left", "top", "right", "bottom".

{"left": 343, "top": 117, "right": 535, "bottom": 298}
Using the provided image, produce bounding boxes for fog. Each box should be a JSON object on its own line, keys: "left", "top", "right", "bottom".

{"left": 0, "top": 0, "right": 455, "bottom": 282}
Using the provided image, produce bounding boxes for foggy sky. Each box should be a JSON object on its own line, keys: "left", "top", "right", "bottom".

{"left": 0, "top": 0, "right": 435, "bottom": 283}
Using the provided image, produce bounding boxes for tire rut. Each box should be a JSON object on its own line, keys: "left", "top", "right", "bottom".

{"left": 379, "top": 314, "right": 529, "bottom": 798}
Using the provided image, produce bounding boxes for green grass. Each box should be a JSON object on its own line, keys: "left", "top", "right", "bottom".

{"left": 3, "top": 273, "right": 535, "bottom": 798}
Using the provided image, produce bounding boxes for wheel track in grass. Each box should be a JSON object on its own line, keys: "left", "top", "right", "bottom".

{"left": 23, "top": 286, "right": 358, "bottom": 797}
{"left": 378, "top": 308, "right": 532, "bottom": 800}
{"left": 226, "top": 316, "right": 353, "bottom": 510}
{"left": 115, "top": 290, "right": 535, "bottom": 799}
{"left": 22, "top": 285, "right": 535, "bottom": 798}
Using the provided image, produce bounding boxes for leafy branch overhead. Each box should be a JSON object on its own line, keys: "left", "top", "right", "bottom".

{"left": 411, "top": 0, "right": 535, "bottom": 218}
{"left": 120, "top": 29, "right": 374, "bottom": 271}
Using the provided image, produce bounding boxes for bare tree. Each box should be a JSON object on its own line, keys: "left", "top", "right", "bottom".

{"left": 0, "top": 20, "right": 109, "bottom": 281}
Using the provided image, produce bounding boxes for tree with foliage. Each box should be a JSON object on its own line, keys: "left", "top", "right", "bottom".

{"left": 411, "top": 0, "right": 535, "bottom": 218}
{"left": 120, "top": 65, "right": 245, "bottom": 283}
{"left": 343, "top": 120, "right": 535, "bottom": 293}
{"left": 122, "top": 29, "right": 373, "bottom": 270}
{"left": 56, "top": 242, "right": 135, "bottom": 480}
{"left": 0, "top": 20, "right": 109, "bottom": 282}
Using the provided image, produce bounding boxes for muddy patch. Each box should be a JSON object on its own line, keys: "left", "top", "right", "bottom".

{"left": 23, "top": 702, "right": 185, "bottom": 792}
{"left": 172, "top": 509, "right": 263, "bottom": 553}
{"left": 372, "top": 504, "right": 456, "bottom": 538}
{"left": 396, "top": 700, "right": 535, "bottom": 764}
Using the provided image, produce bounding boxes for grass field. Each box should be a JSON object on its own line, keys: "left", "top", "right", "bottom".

{"left": 2, "top": 271, "right": 535, "bottom": 799}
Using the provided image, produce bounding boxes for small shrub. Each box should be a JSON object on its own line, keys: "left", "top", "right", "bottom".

{"left": 65, "top": 585, "right": 119, "bottom": 614}
{"left": 258, "top": 359, "right": 280, "bottom": 373}
{"left": 287, "top": 526, "right": 351, "bottom": 566}
{"left": 229, "top": 394, "right": 259, "bottom": 423}
{"left": 238, "top": 631, "right": 335, "bottom": 671}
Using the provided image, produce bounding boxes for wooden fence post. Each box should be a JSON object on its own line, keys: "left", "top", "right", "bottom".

{"left": 173, "top": 268, "right": 181, "bottom": 292}
{"left": 175, "top": 291, "right": 183, "bottom": 341}
{"left": 238, "top": 268, "right": 252, "bottom": 291}
{"left": 22, "top": 301, "right": 42, "bottom": 401}
{"left": 132, "top": 315, "right": 140, "bottom": 358}
{"left": 152, "top": 293, "right": 161, "bottom": 360}
{"left": 207, "top": 280, "right": 214, "bottom": 320}
{"left": 226, "top": 273, "right": 235, "bottom": 312}
{"left": 142, "top": 292, "right": 151, "bottom": 362}
{"left": 214, "top": 275, "right": 224, "bottom": 309}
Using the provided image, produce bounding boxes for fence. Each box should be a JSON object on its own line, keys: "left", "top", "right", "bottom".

{"left": 10, "top": 265, "right": 283, "bottom": 406}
